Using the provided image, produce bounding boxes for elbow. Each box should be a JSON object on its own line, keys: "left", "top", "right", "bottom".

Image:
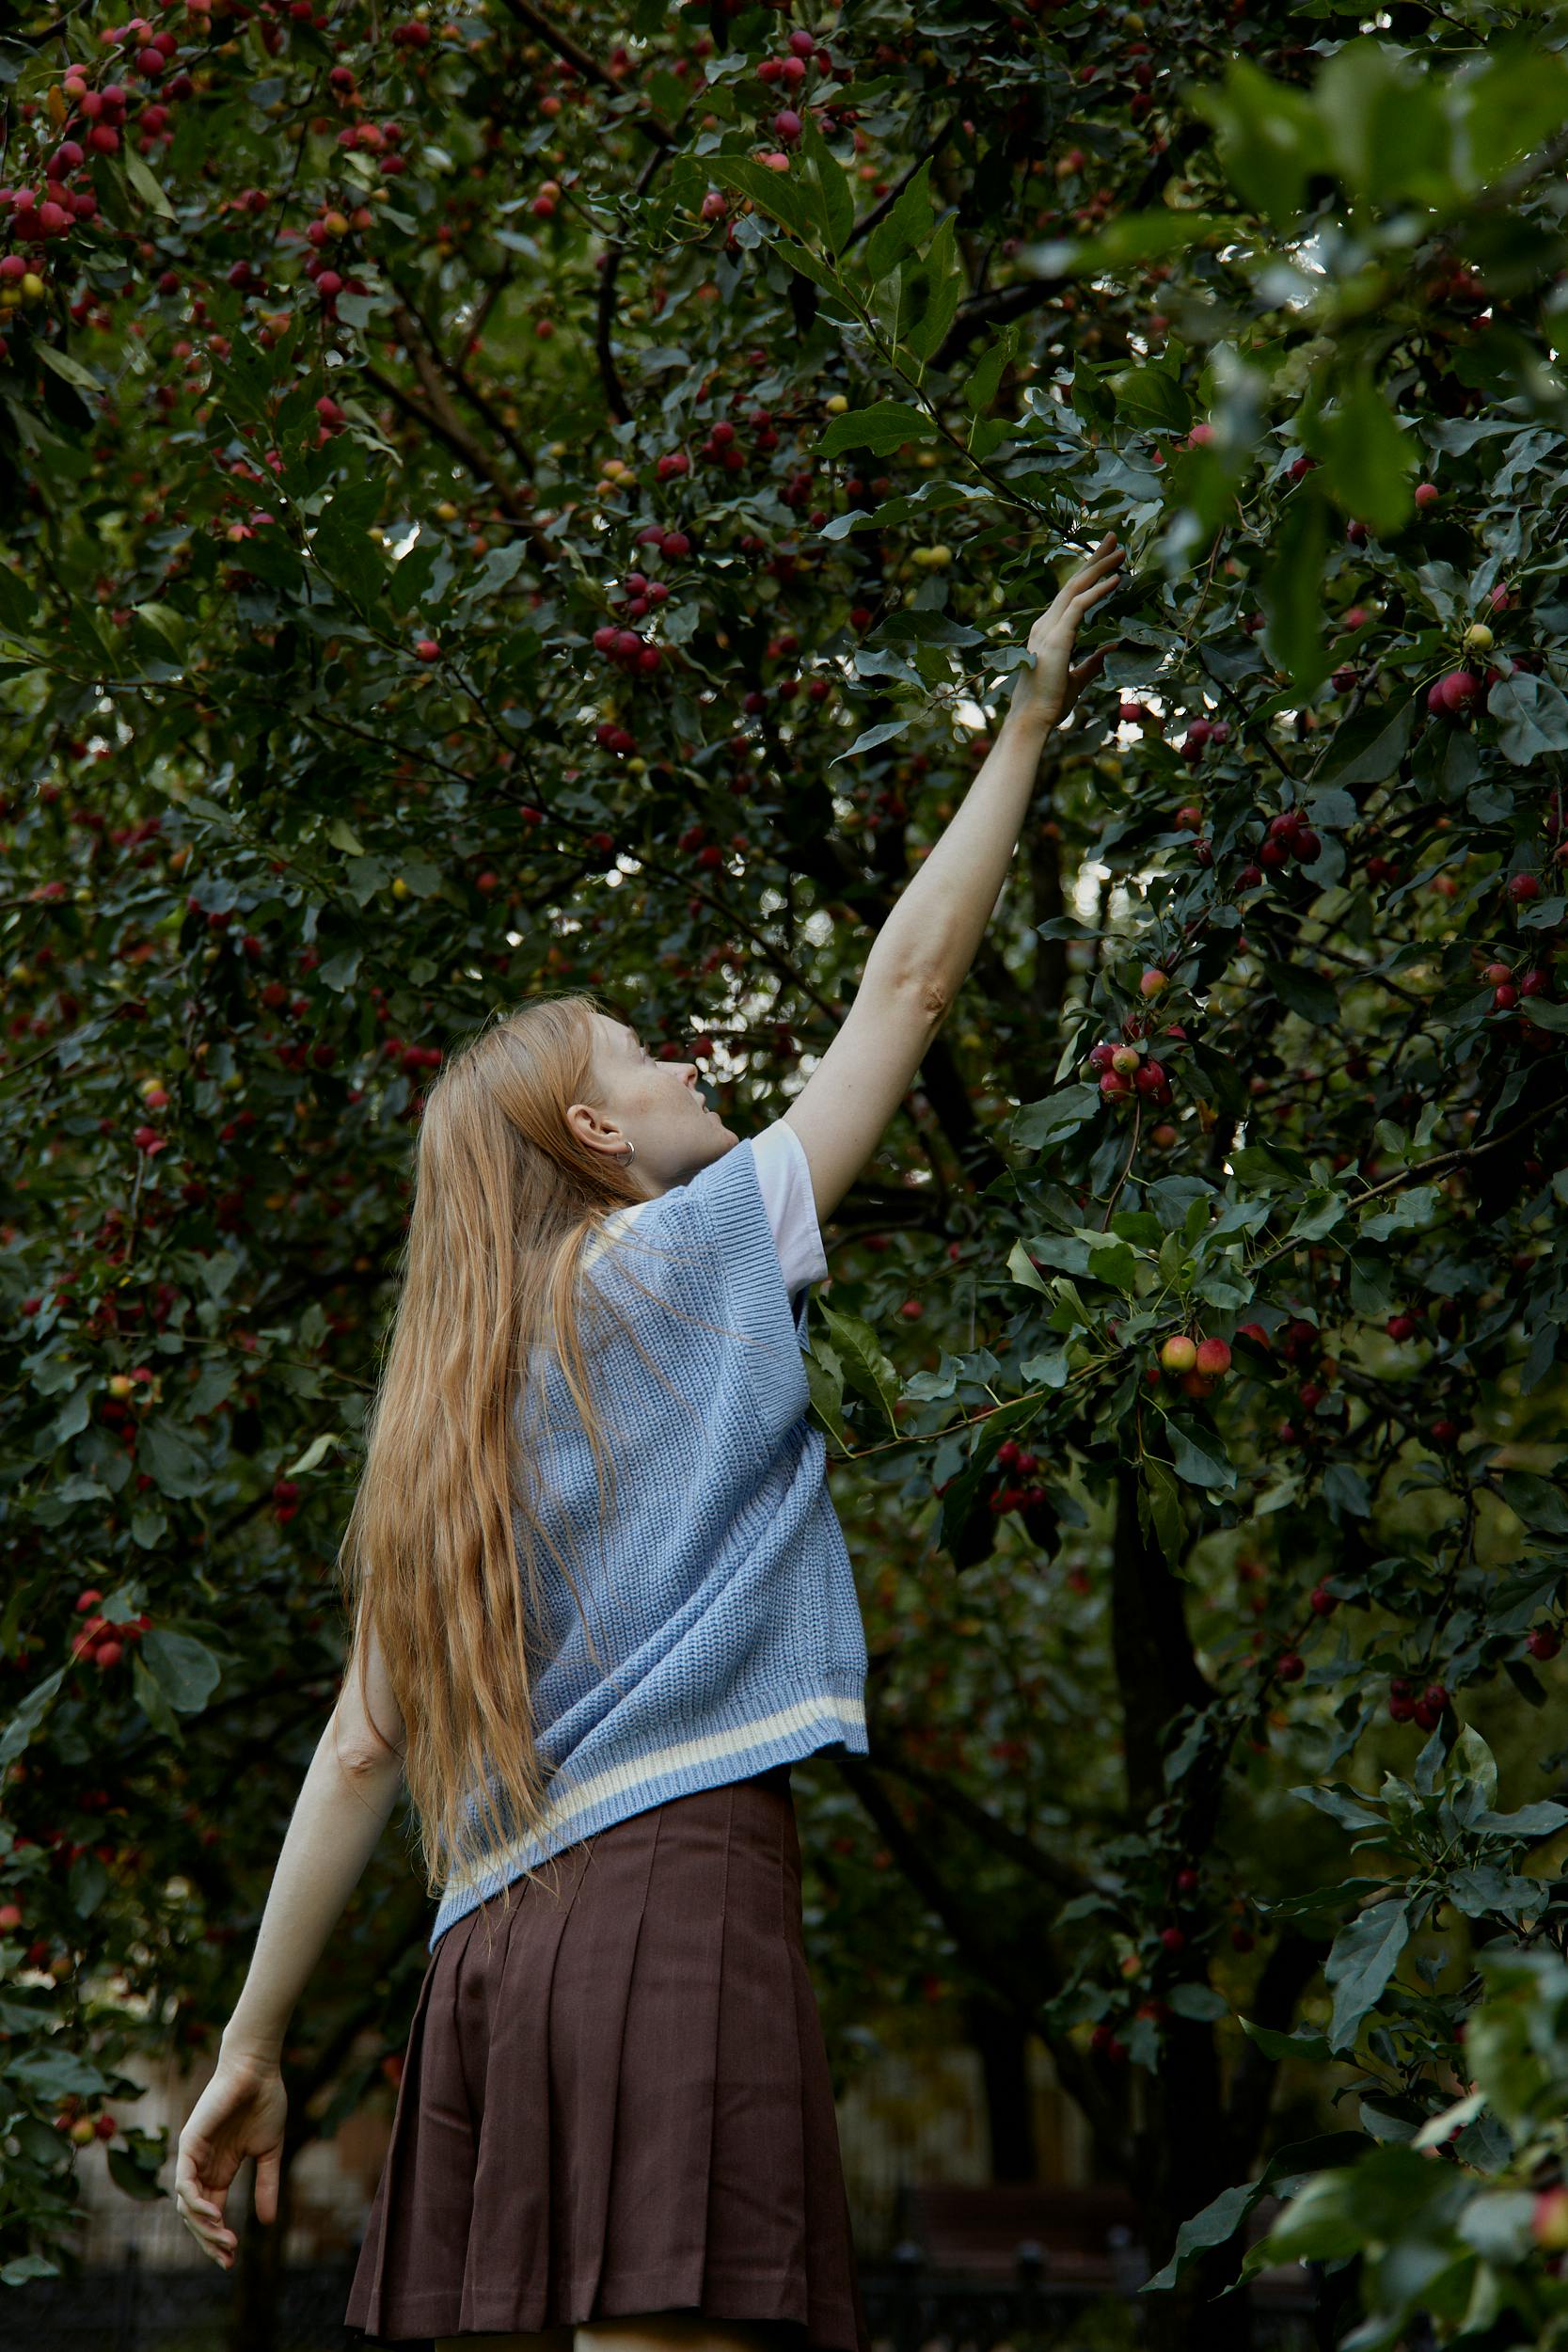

{"left": 329, "top": 1707, "right": 405, "bottom": 1787}
{"left": 899, "top": 966, "right": 954, "bottom": 1023}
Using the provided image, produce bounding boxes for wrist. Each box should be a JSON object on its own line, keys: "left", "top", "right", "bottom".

{"left": 1001, "top": 695, "right": 1055, "bottom": 747}
{"left": 221, "top": 2018, "right": 286, "bottom": 2071}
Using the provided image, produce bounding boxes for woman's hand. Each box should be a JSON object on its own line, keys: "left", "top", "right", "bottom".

{"left": 174, "top": 2043, "right": 288, "bottom": 2271}
{"left": 1007, "top": 532, "right": 1126, "bottom": 732}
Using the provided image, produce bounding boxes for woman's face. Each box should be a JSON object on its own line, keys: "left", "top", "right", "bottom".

{"left": 569, "top": 1012, "right": 736, "bottom": 1196}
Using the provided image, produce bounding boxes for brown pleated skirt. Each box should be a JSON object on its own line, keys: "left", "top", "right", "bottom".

{"left": 343, "top": 1762, "right": 870, "bottom": 2352}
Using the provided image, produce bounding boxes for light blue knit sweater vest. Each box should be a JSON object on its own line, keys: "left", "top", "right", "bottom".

{"left": 427, "top": 1134, "right": 870, "bottom": 1950}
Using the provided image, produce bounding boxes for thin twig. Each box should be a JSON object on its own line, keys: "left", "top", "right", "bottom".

{"left": 491, "top": 0, "right": 673, "bottom": 147}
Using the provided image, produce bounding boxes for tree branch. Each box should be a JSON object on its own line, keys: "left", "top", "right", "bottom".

{"left": 386, "top": 283, "right": 535, "bottom": 480}
{"left": 492, "top": 0, "right": 674, "bottom": 148}
{"left": 359, "top": 341, "right": 548, "bottom": 547}
{"left": 844, "top": 114, "right": 958, "bottom": 251}
{"left": 1110, "top": 1466, "right": 1214, "bottom": 1815}
{"left": 870, "top": 1748, "right": 1093, "bottom": 1900}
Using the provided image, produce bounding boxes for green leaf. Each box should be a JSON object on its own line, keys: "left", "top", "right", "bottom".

{"left": 1256, "top": 2169, "right": 1368, "bottom": 2265}
{"left": 141, "top": 1629, "right": 222, "bottom": 1716}
{"left": 1314, "top": 37, "right": 1454, "bottom": 210}
{"left": 318, "top": 946, "right": 362, "bottom": 992}
{"left": 132, "top": 1648, "right": 182, "bottom": 1744}
{"left": 1488, "top": 671, "right": 1568, "bottom": 764}
{"left": 1324, "top": 1895, "right": 1416, "bottom": 2052}
{"left": 1167, "top": 1981, "right": 1228, "bottom": 2022}
{"left": 69, "top": 1851, "right": 109, "bottom": 1919}
{"left": 106, "top": 2146, "right": 167, "bottom": 2201}
{"left": 780, "top": 244, "right": 849, "bottom": 305}
{"left": 1323, "top": 1462, "right": 1371, "bottom": 1520}
{"left": 1451, "top": 1723, "right": 1499, "bottom": 1806}
{"left": 697, "top": 153, "right": 816, "bottom": 243}
{"left": 1006, "top": 1239, "right": 1052, "bottom": 1295}
{"left": 816, "top": 1303, "right": 901, "bottom": 1436}
{"left": 1143, "top": 2183, "right": 1261, "bottom": 2294}
{"left": 138, "top": 1418, "right": 209, "bottom": 1500}
{"left": 1011, "top": 1082, "right": 1101, "bottom": 1153}
{"left": 8, "top": 2046, "right": 114, "bottom": 2100}
{"left": 1166, "top": 1417, "right": 1236, "bottom": 1492}
{"left": 1293, "top": 1781, "right": 1386, "bottom": 1832}
{"left": 1261, "top": 960, "right": 1339, "bottom": 1026}
{"left": 1456, "top": 44, "right": 1568, "bottom": 189}
{"left": 1321, "top": 692, "right": 1417, "bottom": 788}
{"left": 121, "top": 146, "right": 176, "bottom": 220}
{"left": 830, "top": 714, "right": 915, "bottom": 765}
{"left": 284, "top": 1429, "right": 341, "bottom": 1478}
{"left": 800, "top": 112, "right": 854, "bottom": 256}
{"left": 1238, "top": 2016, "right": 1333, "bottom": 2063}
{"left": 1140, "top": 1454, "right": 1185, "bottom": 1564}
{"left": 1193, "top": 58, "right": 1330, "bottom": 228}
{"left": 962, "top": 324, "right": 1019, "bottom": 414}
{"left": 1260, "top": 489, "right": 1330, "bottom": 692}
{"left": 1022, "top": 213, "right": 1229, "bottom": 280}
{"left": 1496, "top": 1470, "right": 1568, "bottom": 1534}
{"left": 902, "top": 212, "right": 965, "bottom": 364}
{"left": 1310, "top": 373, "right": 1418, "bottom": 536}
{"left": 819, "top": 400, "right": 936, "bottom": 458}
{"left": 803, "top": 1343, "right": 851, "bottom": 1453}
{"left": 0, "top": 558, "right": 32, "bottom": 637}
{"left": 862, "top": 156, "right": 934, "bottom": 284}
{"left": 1110, "top": 362, "right": 1192, "bottom": 433}
{"left": 33, "top": 341, "right": 103, "bottom": 397}
{"left": 1, "top": 2257, "right": 61, "bottom": 2287}
{"left": 0, "top": 1665, "right": 67, "bottom": 1769}
{"left": 1359, "top": 1183, "right": 1440, "bottom": 1242}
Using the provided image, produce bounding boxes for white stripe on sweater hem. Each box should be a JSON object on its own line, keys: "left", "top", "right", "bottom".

{"left": 438, "top": 1693, "right": 867, "bottom": 1901}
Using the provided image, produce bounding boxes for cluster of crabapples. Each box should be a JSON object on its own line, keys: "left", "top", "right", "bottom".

{"left": 988, "top": 1437, "right": 1047, "bottom": 1518}
{"left": 1424, "top": 605, "right": 1513, "bottom": 723}
{"left": 752, "top": 27, "right": 838, "bottom": 151}
{"left": 1479, "top": 955, "right": 1554, "bottom": 1015}
{"left": 1085, "top": 1027, "right": 1175, "bottom": 1109}
{"left": 68, "top": 1586, "right": 151, "bottom": 1675}
{"left": 50, "top": 2097, "right": 118, "bottom": 2151}
{"left": 1150, "top": 1332, "right": 1233, "bottom": 1401}
{"left": 592, "top": 573, "right": 670, "bottom": 683}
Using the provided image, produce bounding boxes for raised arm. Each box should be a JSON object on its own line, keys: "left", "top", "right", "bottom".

{"left": 784, "top": 533, "right": 1124, "bottom": 1228}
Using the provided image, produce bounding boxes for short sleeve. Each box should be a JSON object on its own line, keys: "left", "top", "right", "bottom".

{"left": 748, "top": 1120, "right": 829, "bottom": 1297}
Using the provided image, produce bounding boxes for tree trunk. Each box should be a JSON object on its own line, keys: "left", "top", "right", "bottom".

{"left": 963, "top": 1993, "right": 1037, "bottom": 2182}
{"left": 229, "top": 2136, "right": 294, "bottom": 2352}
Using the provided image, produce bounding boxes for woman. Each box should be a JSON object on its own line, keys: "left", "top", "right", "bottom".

{"left": 173, "top": 530, "right": 1125, "bottom": 2352}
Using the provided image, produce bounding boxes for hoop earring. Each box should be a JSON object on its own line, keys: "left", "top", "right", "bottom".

{"left": 620, "top": 1138, "right": 636, "bottom": 1165}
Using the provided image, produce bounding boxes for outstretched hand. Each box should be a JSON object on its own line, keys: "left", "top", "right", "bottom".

{"left": 1008, "top": 532, "right": 1126, "bottom": 732}
{"left": 174, "top": 2046, "right": 288, "bottom": 2271}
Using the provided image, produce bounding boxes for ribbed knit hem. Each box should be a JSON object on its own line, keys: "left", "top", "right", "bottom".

{"left": 428, "top": 1683, "right": 869, "bottom": 1954}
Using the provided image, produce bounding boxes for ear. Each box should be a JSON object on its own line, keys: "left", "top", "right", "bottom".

{"left": 565, "top": 1098, "right": 624, "bottom": 1157}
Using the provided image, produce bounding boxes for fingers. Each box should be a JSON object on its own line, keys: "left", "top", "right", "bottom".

{"left": 176, "top": 2153, "right": 239, "bottom": 2267}
{"left": 1072, "top": 547, "right": 1127, "bottom": 597}
{"left": 1046, "top": 536, "right": 1125, "bottom": 619}
{"left": 179, "top": 2192, "right": 238, "bottom": 2266}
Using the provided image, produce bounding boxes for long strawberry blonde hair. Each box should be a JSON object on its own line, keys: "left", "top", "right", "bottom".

{"left": 334, "top": 991, "right": 727, "bottom": 1943}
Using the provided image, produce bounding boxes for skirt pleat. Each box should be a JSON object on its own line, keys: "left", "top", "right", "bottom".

{"left": 344, "top": 1765, "right": 869, "bottom": 2352}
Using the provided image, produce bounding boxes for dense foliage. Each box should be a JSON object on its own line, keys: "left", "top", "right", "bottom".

{"left": 2, "top": 1, "right": 1567, "bottom": 2345}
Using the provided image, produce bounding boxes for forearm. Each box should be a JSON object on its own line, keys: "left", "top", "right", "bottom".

{"left": 866, "top": 701, "right": 1053, "bottom": 1000}
{"left": 220, "top": 1713, "right": 404, "bottom": 2065}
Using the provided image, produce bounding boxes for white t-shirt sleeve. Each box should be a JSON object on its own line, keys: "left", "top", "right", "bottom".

{"left": 750, "top": 1120, "right": 829, "bottom": 1297}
